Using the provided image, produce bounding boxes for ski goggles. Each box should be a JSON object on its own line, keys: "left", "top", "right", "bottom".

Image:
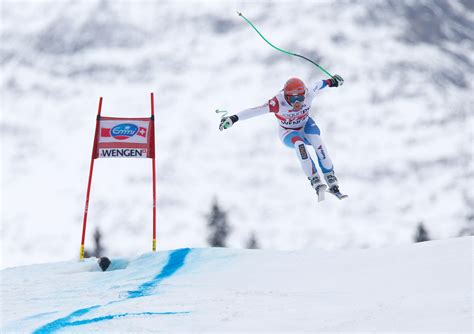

{"left": 287, "top": 94, "right": 305, "bottom": 104}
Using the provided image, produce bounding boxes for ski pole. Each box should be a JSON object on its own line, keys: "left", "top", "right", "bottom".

{"left": 237, "top": 12, "right": 335, "bottom": 79}
{"left": 215, "top": 109, "right": 228, "bottom": 118}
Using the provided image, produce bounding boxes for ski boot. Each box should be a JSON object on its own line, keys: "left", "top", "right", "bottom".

{"left": 308, "top": 173, "right": 327, "bottom": 202}
{"left": 324, "top": 171, "right": 348, "bottom": 200}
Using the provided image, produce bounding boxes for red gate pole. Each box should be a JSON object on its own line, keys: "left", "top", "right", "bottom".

{"left": 150, "top": 92, "right": 157, "bottom": 251}
{"left": 80, "top": 97, "right": 103, "bottom": 260}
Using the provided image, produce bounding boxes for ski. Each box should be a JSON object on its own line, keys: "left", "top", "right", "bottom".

{"left": 316, "top": 184, "right": 327, "bottom": 202}
{"left": 327, "top": 189, "right": 348, "bottom": 200}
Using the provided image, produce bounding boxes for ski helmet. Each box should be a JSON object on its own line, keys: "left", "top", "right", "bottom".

{"left": 284, "top": 78, "right": 306, "bottom": 96}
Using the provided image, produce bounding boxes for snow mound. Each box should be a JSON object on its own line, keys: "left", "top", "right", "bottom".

{"left": 1, "top": 237, "right": 472, "bottom": 332}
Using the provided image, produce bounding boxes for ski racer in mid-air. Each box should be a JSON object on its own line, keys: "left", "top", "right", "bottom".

{"left": 219, "top": 75, "right": 346, "bottom": 201}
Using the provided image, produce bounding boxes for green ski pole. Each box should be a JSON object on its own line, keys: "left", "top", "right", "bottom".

{"left": 237, "top": 12, "right": 335, "bottom": 79}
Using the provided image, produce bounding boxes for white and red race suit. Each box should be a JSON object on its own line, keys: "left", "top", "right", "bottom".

{"left": 236, "top": 80, "right": 335, "bottom": 177}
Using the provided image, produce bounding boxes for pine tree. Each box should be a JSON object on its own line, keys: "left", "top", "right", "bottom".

{"left": 458, "top": 213, "right": 474, "bottom": 236}
{"left": 83, "top": 227, "right": 106, "bottom": 258}
{"left": 206, "top": 198, "right": 231, "bottom": 247}
{"left": 93, "top": 227, "right": 105, "bottom": 258}
{"left": 246, "top": 232, "right": 259, "bottom": 249}
{"left": 414, "top": 222, "right": 430, "bottom": 243}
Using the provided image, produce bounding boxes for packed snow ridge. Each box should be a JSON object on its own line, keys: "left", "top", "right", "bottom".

{"left": 1, "top": 237, "right": 472, "bottom": 333}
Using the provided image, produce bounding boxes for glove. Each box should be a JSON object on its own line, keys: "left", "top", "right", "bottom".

{"left": 326, "top": 74, "right": 344, "bottom": 87}
{"left": 219, "top": 115, "right": 239, "bottom": 131}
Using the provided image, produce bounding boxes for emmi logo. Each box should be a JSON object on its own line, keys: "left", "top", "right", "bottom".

{"left": 99, "top": 149, "right": 147, "bottom": 158}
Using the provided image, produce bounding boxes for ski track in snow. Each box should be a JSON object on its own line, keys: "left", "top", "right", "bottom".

{"left": 32, "top": 248, "right": 191, "bottom": 333}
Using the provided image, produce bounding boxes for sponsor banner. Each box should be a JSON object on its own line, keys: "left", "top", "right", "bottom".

{"left": 98, "top": 120, "right": 150, "bottom": 144}
{"left": 99, "top": 148, "right": 148, "bottom": 158}
{"left": 94, "top": 117, "right": 154, "bottom": 159}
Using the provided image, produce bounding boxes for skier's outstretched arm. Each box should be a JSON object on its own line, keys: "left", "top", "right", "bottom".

{"left": 219, "top": 103, "right": 269, "bottom": 131}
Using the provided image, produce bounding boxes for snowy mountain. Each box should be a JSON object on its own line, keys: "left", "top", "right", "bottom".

{"left": 1, "top": 237, "right": 472, "bottom": 332}
{"left": 1, "top": 1, "right": 473, "bottom": 268}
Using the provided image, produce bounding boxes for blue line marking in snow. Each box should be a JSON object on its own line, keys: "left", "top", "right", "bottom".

{"left": 128, "top": 248, "right": 191, "bottom": 298}
{"left": 33, "top": 311, "right": 189, "bottom": 333}
{"left": 33, "top": 306, "right": 100, "bottom": 334}
{"left": 33, "top": 248, "right": 192, "bottom": 333}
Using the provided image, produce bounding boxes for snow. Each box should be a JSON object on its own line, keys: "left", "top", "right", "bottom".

{"left": 1, "top": 3, "right": 472, "bottom": 330}
{"left": 1, "top": 2, "right": 472, "bottom": 331}
{"left": 1, "top": 237, "right": 472, "bottom": 332}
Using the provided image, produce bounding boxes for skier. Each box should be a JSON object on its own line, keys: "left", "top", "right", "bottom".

{"left": 219, "top": 75, "right": 346, "bottom": 201}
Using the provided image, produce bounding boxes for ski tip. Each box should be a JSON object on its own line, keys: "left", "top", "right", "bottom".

{"left": 326, "top": 189, "right": 348, "bottom": 200}
{"left": 336, "top": 193, "right": 349, "bottom": 200}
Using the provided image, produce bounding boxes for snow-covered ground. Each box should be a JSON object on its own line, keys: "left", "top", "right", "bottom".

{"left": 1, "top": 237, "right": 472, "bottom": 333}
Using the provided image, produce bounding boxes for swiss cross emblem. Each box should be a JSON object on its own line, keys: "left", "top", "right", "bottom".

{"left": 268, "top": 96, "right": 279, "bottom": 113}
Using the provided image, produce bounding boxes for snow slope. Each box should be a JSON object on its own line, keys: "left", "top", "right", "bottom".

{"left": 1, "top": 237, "right": 472, "bottom": 333}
